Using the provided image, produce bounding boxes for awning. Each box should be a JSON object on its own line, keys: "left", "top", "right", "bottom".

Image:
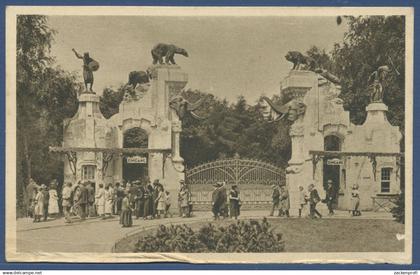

{"left": 309, "top": 150, "right": 404, "bottom": 181}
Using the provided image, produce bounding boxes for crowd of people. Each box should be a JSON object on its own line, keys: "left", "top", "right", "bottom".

{"left": 25, "top": 177, "right": 193, "bottom": 227}
{"left": 25, "top": 177, "right": 362, "bottom": 226}
{"left": 270, "top": 179, "right": 362, "bottom": 218}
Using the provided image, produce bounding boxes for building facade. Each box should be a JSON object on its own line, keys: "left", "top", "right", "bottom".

{"left": 55, "top": 65, "right": 188, "bottom": 209}
{"left": 280, "top": 70, "right": 402, "bottom": 213}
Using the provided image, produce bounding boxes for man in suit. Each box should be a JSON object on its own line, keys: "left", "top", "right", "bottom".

{"left": 212, "top": 182, "right": 227, "bottom": 219}
{"left": 41, "top": 184, "right": 50, "bottom": 221}
{"left": 270, "top": 185, "right": 280, "bottom": 216}
{"left": 86, "top": 181, "right": 96, "bottom": 217}
{"left": 135, "top": 181, "right": 145, "bottom": 219}
{"left": 79, "top": 181, "right": 89, "bottom": 220}
{"left": 151, "top": 180, "right": 160, "bottom": 218}
{"left": 325, "top": 180, "right": 336, "bottom": 216}
{"left": 308, "top": 183, "right": 322, "bottom": 219}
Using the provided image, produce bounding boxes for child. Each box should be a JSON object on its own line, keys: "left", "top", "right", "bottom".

{"left": 350, "top": 184, "right": 361, "bottom": 216}
{"left": 298, "top": 186, "right": 307, "bottom": 218}
{"left": 155, "top": 185, "right": 165, "bottom": 219}
{"left": 164, "top": 190, "right": 172, "bottom": 218}
{"left": 120, "top": 191, "right": 133, "bottom": 228}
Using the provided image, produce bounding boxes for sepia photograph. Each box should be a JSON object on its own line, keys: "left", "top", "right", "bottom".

{"left": 5, "top": 6, "right": 413, "bottom": 264}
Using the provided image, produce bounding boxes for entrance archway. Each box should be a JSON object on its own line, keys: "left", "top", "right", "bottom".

{"left": 123, "top": 127, "right": 148, "bottom": 181}
{"left": 323, "top": 135, "right": 342, "bottom": 205}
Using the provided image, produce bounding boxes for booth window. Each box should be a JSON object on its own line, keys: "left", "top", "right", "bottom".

{"left": 380, "top": 168, "right": 392, "bottom": 193}
{"left": 82, "top": 165, "right": 96, "bottom": 181}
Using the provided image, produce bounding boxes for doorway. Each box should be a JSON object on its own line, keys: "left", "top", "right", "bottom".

{"left": 323, "top": 135, "right": 341, "bottom": 205}
{"left": 123, "top": 127, "right": 148, "bottom": 182}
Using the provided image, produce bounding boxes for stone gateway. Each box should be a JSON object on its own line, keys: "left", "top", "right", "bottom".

{"left": 55, "top": 65, "right": 189, "bottom": 211}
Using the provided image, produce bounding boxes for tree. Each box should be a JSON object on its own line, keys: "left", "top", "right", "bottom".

{"left": 331, "top": 16, "right": 405, "bottom": 131}
{"left": 100, "top": 86, "right": 125, "bottom": 119}
{"left": 306, "top": 46, "right": 335, "bottom": 72}
{"left": 16, "top": 15, "right": 79, "bottom": 216}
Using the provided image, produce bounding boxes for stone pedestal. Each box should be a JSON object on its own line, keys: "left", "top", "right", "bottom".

{"left": 63, "top": 92, "right": 107, "bottom": 188}
{"left": 151, "top": 66, "right": 187, "bottom": 213}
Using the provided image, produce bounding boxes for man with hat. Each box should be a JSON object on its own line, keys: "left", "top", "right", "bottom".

{"left": 79, "top": 181, "right": 89, "bottom": 220}
{"left": 134, "top": 180, "right": 145, "bottom": 219}
{"left": 211, "top": 181, "right": 226, "bottom": 220}
{"left": 86, "top": 181, "right": 96, "bottom": 217}
{"left": 325, "top": 179, "right": 336, "bottom": 216}
{"left": 151, "top": 179, "right": 161, "bottom": 218}
{"left": 270, "top": 184, "right": 280, "bottom": 216}
{"left": 178, "top": 179, "right": 185, "bottom": 217}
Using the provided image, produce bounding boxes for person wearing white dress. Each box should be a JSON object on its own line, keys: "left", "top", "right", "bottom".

{"left": 95, "top": 184, "right": 105, "bottom": 218}
{"left": 155, "top": 185, "right": 166, "bottom": 218}
{"left": 48, "top": 182, "right": 59, "bottom": 218}
{"left": 104, "top": 185, "right": 113, "bottom": 218}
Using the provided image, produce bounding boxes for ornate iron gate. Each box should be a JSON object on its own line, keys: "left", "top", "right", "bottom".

{"left": 185, "top": 158, "right": 285, "bottom": 210}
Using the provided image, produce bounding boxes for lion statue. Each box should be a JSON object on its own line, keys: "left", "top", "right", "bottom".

{"left": 285, "top": 51, "right": 316, "bottom": 71}
{"left": 151, "top": 43, "right": 189, "bottom": 65}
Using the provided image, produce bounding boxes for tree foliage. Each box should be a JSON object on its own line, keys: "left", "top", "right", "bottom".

{"left": 16, "top": 15, "right": 80, "bottom": 216}
{"left": 180, "top": 90, "right": 290, "bottom": 168}
{"left": 331, "top": 16, "right": 405, "bottom": 130}
{"left": 100, "top": 86, "right": 125, "bottom": 119}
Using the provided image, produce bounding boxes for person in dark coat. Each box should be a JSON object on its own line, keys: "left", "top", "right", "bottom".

{"left": 79, "top": 181, "right": 89, "bottom": 220}
{"left": 143, "top": 184, "right": 153, "bottom": 219}
{"left": 229, "top": 185, "right": 240, "bottom": 219}
{"left": 129, "top": 181, "right": 138, "bottom": 209}
{"left": 86, "top": 181, "right": 96, "bottom": 217}
{"left": 211, "top": 181, "right": 226, "bottom": 219}
{"left": 26, "top": 178, "right": 39, "bottom": 218}
{"left": 120, "top": 191, "right": 133, "bottom": 228}
{"left": 114, "top": 182, "right": 124, "bottom": 215}
{"left": 135, "top": 181, "right": 145, "bottom": 219}
{"left": 325, "top": 180, "right": 335, "bottom": 216}
{"left": 270, "top": 185, "right": 280, "bottom": 216}
{"left": 151, "top": 180, "right": 160, "bottom": 218}
{"left": 308, "top": 183, "right": 322, "bottom": 219}
{"left": 41, "top": 184, "right": 50, "bottom": 221}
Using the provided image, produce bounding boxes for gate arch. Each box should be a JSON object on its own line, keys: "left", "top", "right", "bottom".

{"left": 186, "top": 158, "right": 285, "bottom": 210}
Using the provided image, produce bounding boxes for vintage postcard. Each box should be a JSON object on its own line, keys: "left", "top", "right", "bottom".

{"left": 5, "top": 6, "right": 413, "bottom": 264}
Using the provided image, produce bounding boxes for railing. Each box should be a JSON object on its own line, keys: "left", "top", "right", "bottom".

{"left": 186, "top": 158, "right": 285, "bottom": 209}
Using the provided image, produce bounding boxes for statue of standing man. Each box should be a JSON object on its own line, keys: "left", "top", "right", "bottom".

{"left": 72, "top": 49, "right": 99, "bottom": 92}
{"left": 368, "top": 65, "right": 391, "bottom": 103}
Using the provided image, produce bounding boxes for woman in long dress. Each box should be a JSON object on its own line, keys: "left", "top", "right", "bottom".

{"left": 179, "top": 187, "right": 189, "bottom": 218}
{"left": 33, "top": 187, "right": 44, "bottom": 223}
{"left": 120, "top": 191, "right": 133, "bottom": 227}
{"left": 155, "top": 185, "right": 166, "bottom": 218}
{"left": 104, "top": 185, "right": 113, "bottom": 218}
{"left": 350, "top": 184, "right": 361, "bottom": 216}
{"left": 95, "top": 184, "right": 105, "bottom": 219}
{"left": 48, "top": 182, "right": 59, "bottom": 218}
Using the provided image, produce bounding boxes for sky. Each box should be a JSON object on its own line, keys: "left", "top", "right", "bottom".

{"left": 48, "top": 16, "right": 347, "bottom": 103}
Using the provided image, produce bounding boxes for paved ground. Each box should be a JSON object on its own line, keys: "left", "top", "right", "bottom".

{"left": 16, "top": 210, "right": 393, "bottom": 253}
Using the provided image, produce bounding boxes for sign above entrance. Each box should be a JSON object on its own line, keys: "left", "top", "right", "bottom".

{"left": 327, "top": 158, "right": 343, "bottom": 166}
{"left": 126, "top": 156, "right": 147, "bottom": 164}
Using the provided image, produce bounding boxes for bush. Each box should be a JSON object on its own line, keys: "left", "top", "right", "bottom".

{"left": 135, "top": 218, "right": 285, "bottom": 252}
{"left": 391, "top": 191, "right": 405, "bottom": 224}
